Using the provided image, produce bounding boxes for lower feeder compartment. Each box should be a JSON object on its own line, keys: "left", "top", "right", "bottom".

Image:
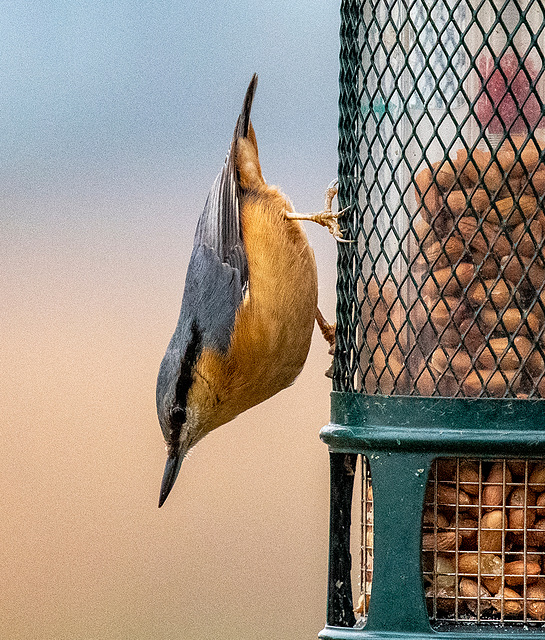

{"left": 320, "top": 397, "right": 545, "bottom": 639}
{"left": 355, "top": 456, "right": 545, "bottom": 629}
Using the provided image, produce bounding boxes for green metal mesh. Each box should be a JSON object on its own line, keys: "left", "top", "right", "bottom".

{"left": 336, "top": 0, "right": 545, "bottom": 398}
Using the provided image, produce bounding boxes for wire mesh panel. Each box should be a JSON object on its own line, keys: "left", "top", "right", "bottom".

{"left": 355, "top": 458, "right": 545, "bottom": 628}
{"left": 336, "top": 0, "right": 545, "bottom": 397}
{"left": 424, "top": 458, "right": 545, "bottom": 626}
{"left": 354, "top": 457, "right": 373, "bottom": 622}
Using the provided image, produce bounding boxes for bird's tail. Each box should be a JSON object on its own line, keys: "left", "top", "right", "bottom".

{"left": 233, "top": 74, "right": 264, "bottom": 190}
{"left": 234, "top": 73, "right": 258, "bottom": 141}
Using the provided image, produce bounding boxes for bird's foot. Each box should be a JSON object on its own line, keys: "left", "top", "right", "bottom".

{"left": 285, "top": 179, "right": 351, "bottom": 242}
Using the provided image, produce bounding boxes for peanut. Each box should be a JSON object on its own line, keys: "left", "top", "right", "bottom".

{"left": 459, "top": 578, "right": 492, "bottom": 614}
{"left": 426, "top": 484, "right": 472, "bottom": 512}
{"left": 423, "top": 508, "right": 450, "bottom": 529}
{"left": 530, "top": 463, "right": 545, "bottom": 492}
{"left": 508, "top": 547, "right": 543, "bottom": 567}
{"left": 480, "top": 510, "right": 508, "bottom": 552}
{"left": 458, "top": 217, "right": 512, "bottom": 257}
{"left": 414, "top": 367, "right": 438, "bottom": 396}
{"left": 445, "top": 191, "right": 467, "bottom": 216}
{"left": 414, "top": 217, "right": 436, "bottom": 249}
{"left": 433, "top": 160, "right": 456, "bottom": 191}
{"left": 462, "top": 369, "right": 521, "bottom": 397}
{"left": 501, "top": 254, "right": 545, "bottom": 290}
{"left": 511, "top": 220, "right": 543, "bottom": 257}
{"left": 508, "top": 485, "right": 536, "bottom": 531}
{"left": 458, "top": 460, "right": 480, "bottom": 496}
{"left": 457, "top": 552, "right": 479, "bottom": 575}
{"left": 504, "top": 560, "right": 541, "bottom": 586}
{"left": 430, "top": 347, "right": 473, "bottom": 377}
{"left": 520, "top": 167, "right": 545, "bottom": 197}
{"left": 471, "top": 251, "right": 500, "bottom": 278}
{"left": 482, "top": 462, "right": 512, "bottom": 510}
{"left": 467, "top": 279, "right": 512, "bottom": 309}
{"left": 483, "top": 576, "right": 503, "bottom": 595}
{"left": 477, "top": 306, "right": 540, "bottom": 336}
{"left": 472, "top": 148, "right": 504, "bottom": 192}
{"left": 422, "top": 263, "right": 475, "bottom": 298}
{"left": 435, "top": 555, "right": 456, "bottom": 589}
{"left": 436, "top": 459, "right": 458, "bottom": 480}
{"left": 424, "top": 295, "right": 467, "bottom": 328}
{"left": 426, "top": 585, "right": 456, "bottom": 614}
{"left": 527, "top": 580, "right": 545, "bottom": 620}
{"left": 455, "top": 516, "right": 478, "bottom": 546}
{"left": 526, "top": 349, "right": 545, "bottom": 376}
{"left": 455, "top": 148, "right": 480, "bottom": 187}
{"left": 457, "top": 552, "right": 502, "bottom": 577}
{"left": 492, "top": 587, "right": 523, "bottom": 617}
{"left": 422, "top": 530, "right": 459, "bottom": 551}
{"left": 422, "top": 237, "right": 465, "bottom": 267}
{"left": 536, "top": 492, "right": 545, "bottom": 516}
{"left": 496, "top": 142, "right": 523, "bottom": 178}
{"left": 507, "top": 459, "right": 530, "bottom": 477}
{"left": 486, "top": 195, "right": 537, "bottom": 226}
{"left": 495, "top": 140, "right": 523, "bottom": 176}
{"left": 445, "top": 190, "right": 490, "bottom": 216}
{"left": 470, "top": 189, "right": 491, "bottom": 212}
{"left": 415, "top": 168, "right": 441, "bottom": 221}
{"left": 528, "top": 518, "right": 545, "bottom": 547}
{"left": 477, "top": 336, "right": 533, "bottom": 371}
{"left": 513, "top": 136, "right": 545, "bottom": 173}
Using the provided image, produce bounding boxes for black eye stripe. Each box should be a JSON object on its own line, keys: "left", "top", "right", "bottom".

{"left": 170, "top": 321, "right": 202, "bottom": 443}
{"left": 170, "top": 405, "right": 186, "bottom": 424}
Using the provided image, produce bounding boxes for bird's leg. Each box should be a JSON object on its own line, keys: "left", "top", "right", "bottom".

{"left": 316, "top": 308, "right": 336, "bottom": 352}
{"left": 316, "top": 308, "right": 336, "bottom": 379}
{"left": 285, "top": 179, "right": 350, "bottom": 242}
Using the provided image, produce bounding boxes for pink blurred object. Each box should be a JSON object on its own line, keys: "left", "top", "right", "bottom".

{"left": 476, "top": 49, "right": 541, "bottom": 134}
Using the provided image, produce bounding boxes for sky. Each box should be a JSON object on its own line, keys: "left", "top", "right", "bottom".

{"left": 1, "top": 2, "right": 345, "bottom": 639}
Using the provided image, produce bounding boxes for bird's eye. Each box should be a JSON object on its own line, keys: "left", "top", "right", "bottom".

{"left": 170, "top": 406, "right": 186, "bottom": 424}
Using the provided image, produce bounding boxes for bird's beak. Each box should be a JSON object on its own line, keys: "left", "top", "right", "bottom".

{"left": 158, "top": 454, "right": 183, "bottom": 507}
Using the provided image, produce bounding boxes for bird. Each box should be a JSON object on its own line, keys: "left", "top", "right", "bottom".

{"left": 156, "top": 74, "right": 343, "bottom": 507}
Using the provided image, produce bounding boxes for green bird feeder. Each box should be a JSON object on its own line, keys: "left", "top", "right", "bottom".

{"left": 322, "top": 0, "right": 545, "bottom": 637}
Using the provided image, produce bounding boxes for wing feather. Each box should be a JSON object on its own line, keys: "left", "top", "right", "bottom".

{"left": 193, "top": 73, "right": 258, "bottom": 293}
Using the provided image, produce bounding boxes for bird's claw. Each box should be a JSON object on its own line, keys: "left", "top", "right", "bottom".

{"left": 322, "top": 180, "right": 351, "bottom": 242}
{"left": 285, "top": 179, "right": 353, "bottom": 242}
{"left": 309, "top": 210, "right": 346, "bottom": 241}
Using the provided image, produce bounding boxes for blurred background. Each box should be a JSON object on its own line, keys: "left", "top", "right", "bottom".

{"left": 1, "top": 2, "right": 341, "bottom": 639}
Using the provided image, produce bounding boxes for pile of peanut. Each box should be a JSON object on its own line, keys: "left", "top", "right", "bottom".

{"left": 411, "top": 136, "right": 545, "bottom": 397}
{"left": 424, "top": 459, "right": 545, "bottom": 621}
{"left": 355, "top": 459, "right": 545, "bottom": 623}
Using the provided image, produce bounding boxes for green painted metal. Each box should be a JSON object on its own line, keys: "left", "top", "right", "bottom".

{"left": 320, "top": 393, "right": 545, "bottom": 639}
{"left": 328, "top": 453, "right": 359, "bottom": 628}
{"left": 323, "top": 393, "right": 545, "bottom": 455}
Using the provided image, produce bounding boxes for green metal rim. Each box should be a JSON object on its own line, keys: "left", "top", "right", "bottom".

{"left": 321, "top": 392, "right": 545, "bottom": 454}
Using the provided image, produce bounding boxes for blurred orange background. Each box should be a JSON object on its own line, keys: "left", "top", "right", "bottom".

{"left": 1, "top": 2, "right": 342, "bottom": 638}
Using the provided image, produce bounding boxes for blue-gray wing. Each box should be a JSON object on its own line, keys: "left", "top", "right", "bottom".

{"left": 194, "top": 144, "right": 248, "bottom": 291}
{"left": 175, "top": 243, "right": 242, "bottom": 353}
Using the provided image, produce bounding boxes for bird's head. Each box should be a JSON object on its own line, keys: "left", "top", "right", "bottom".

{"left": 156, "top": 321, "right": 204, "bottom": 507}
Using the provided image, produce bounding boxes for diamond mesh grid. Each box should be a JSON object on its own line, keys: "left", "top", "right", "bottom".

{"left": 336, "top": 0, "right": 545, "bottom": 397}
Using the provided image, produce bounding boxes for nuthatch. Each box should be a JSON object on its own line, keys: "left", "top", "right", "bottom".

{"left": 156, "top": 74, "right": 342, "bottom": 507}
